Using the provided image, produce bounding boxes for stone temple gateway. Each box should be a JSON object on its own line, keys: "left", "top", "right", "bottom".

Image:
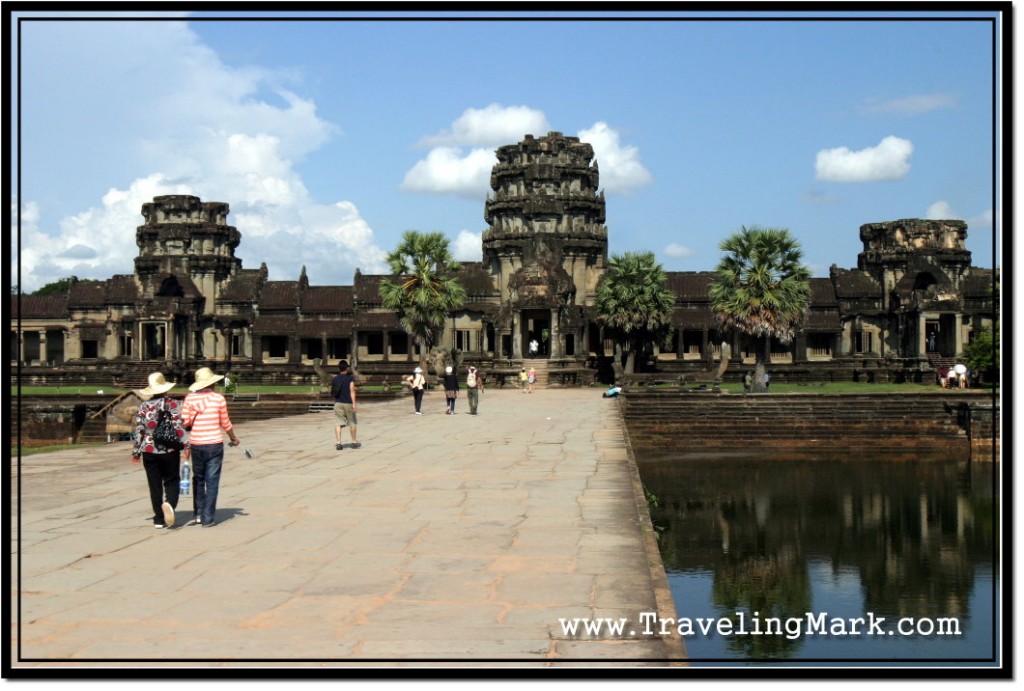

{"left": 12, "top": 131, "right": 996, "bottom": 388}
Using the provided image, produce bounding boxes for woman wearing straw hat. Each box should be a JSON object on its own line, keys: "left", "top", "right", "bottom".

{"left": 131, "top": 372, "right": 186, "bottom": 529}
{"left": 182, "top": 367, "right": 240, "bottom": 528}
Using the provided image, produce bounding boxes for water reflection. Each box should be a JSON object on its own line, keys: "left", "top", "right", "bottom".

{"left": 638, "top": 451, "right": 997, "bottom": 662}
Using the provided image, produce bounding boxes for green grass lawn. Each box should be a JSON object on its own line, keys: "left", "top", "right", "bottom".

{"left": 15, "top": 442, "right": 107, "bottom": 457}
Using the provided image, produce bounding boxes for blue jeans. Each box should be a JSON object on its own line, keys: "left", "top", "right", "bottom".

{"left": 190, "top": 443, "right": 224, "bottom": 524}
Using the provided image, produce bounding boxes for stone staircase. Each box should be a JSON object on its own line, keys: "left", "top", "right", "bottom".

{"left": 114, "top": 361, "right": 166, "bottom": 390}
{"left": 524, "top": 359, "right": 551, "bottom": 388}
{"left": 620, "top": 391, "right": 986, "bottom": 454}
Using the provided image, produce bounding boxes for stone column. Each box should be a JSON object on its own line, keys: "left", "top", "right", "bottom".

{"left": 549, "top": 308, "right": 561, "bottom": 358}
{"left": 954, "top": 314, "right": 964, "bottom": 357}
{"left": 512, "top": 312, "right": 521, "bottom": 359}
{"left": 918, "top": 314, "right": 928, "bottom": 358}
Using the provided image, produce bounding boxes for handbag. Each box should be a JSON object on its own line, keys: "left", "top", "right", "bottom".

{"left": 152, "top": 399, "right": 184, "bottom": 451}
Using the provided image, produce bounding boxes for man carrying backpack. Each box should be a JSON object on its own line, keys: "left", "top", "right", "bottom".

{"left": 466, "top": 366, "right": 484, "bottom": 416}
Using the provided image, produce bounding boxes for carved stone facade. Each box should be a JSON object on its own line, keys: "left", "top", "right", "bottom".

{"left": 11, "top": 133, "right": 997, "bottom": 386}
{"left": 483, "top": 132, "right": 607, "bottom": 360}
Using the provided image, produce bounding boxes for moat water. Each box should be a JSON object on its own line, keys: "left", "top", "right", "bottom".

{"left": 636, "top": 451, "right": 999, "bottom": 666}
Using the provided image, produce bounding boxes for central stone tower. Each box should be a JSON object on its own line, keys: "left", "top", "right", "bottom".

{"left": 482, "top": 132, "right": 608, "bottom": 360}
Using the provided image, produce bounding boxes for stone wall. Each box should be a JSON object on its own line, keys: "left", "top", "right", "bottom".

{"left": 619, "top": 391, "right": 998, "bottom": 460}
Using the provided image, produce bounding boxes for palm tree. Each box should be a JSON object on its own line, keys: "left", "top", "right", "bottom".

{"left": 595, "top": 251, "right": 676, "bottom": 375}
{"left": 379, "top": 231, "right": 467, "bottom": 369}
{"left": 709, "top": 226, "right": 811, "bottom": 392}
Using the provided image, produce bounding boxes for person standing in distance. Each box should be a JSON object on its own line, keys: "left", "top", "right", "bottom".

{"left": 466, "top": 365, "right": 484, "bottom": 415}
{"left": 407, "top": 366, "right": 426, "bottom": 415}
{"left": 331, "top": 360, "right": 359, "bottom": 449}
{"left": 182, "top": 367, "right": 239, "bottom": 528}
{"left": 131, "top": 372, "right": 185, "bottom": 529}
{"left": 443, "top": 365, "right": 460, "bottom": 415}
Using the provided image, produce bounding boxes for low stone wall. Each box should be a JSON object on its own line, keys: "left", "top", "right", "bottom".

{"left": 620, "top": 391, "right": 999, "bottom": 460}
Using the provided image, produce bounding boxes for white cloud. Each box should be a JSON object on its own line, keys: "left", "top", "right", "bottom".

{"left": 453, "top": 230, "right": 483, "bottom": 262}
{"left": 860, "top": 93, "right": 958, "bottom": 116}
{"left": 418, "top": 104, "right": 550, "bottom": 148}
{"left": 815, "top": 136, "right": 914, "bottom": 183}
{"left": 577, "top": 122, "right": 653, "bottom": 193}
{"left": 663, "top": 243, "right": 694, "bottom": 259}
{"left": 925, "top": 201, "right": 959, "bottom": 220}
{"left": 400, "top": 147, "right": 497, "bottom": 198}
{"left": 16, "top": 20, "right": 387, "bottom": 291}
{"left": 404, "top": 108, "right": 652, "bottom": 199}
{"left": 925, "top": 201, "right": 993, "bottom": 231}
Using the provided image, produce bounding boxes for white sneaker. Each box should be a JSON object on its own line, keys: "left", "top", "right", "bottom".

{"left": 161, "top": 502, "right": 175, "bottom": 527}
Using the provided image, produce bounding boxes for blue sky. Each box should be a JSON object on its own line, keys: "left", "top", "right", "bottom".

{"left": 10, "top": 8, "right": 1003, "bottom": 293}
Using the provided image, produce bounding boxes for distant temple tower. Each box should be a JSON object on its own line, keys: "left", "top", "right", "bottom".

{"left": 134, "top": 195, "right": 242, "bottom": 315}
{"left": 131, "top": 195, "right": 242, "bottom": 361}
{"left": 482, "top": 132, "right": 608, "bottom": 359}
{"left": 858, "top": 219, "right": 973, "bottom": 358}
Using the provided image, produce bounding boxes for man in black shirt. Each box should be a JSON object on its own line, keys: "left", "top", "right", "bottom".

{"left": 331, "top": 360, "right": 359, "bottom": 450}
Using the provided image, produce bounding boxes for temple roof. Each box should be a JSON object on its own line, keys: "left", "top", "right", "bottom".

{"left": 809, "top": 278, "right": 838, "bottom": 307}
{"left": 11, "top": 294, "right": 68, "bottom": 319}
{"left": 830, "top": 268, "right": 882, "bottom": 299}
{"left": 219, "top": 269, "right": 265, "bottom": 302}
{"left": 354, "top": 311, "right": 402, "bottom": 329}
{"left": 259, "top": 281, "right": 300, "bottom": 309}
{"left": 354, "top": 274, "right": 386, "bottom": 306}
{"left": 666, "top": 272, "right": 714, "bottom": 302}
{"left": 67, "top": 279, "right": 108, "bottom": 307}
{"left": 301, "top": 286, "right": 353, "bottom": 313}
{"left": 252, "top": 314, "right": 297, "bottom": 334}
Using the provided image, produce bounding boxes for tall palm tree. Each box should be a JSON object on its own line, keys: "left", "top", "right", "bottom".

{"left": 709, "top": 226, "right": 811, "bottom": 392}
{"left": 595, "top": 251, "right": 676, "bottom": 375}
{"left": 379, "top": 231, "right": 467, "bottom": 369}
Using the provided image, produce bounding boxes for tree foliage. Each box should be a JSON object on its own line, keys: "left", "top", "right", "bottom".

{"left": 595, "top": 251, "right": 676, "bottom": 373}
{"left": 709, "top": 226, "right": 811, "bottom": 391}
{"left": 963, "top": 326, "right": 999, "bottom": 377}
{"left": 709, "top": 227, "right": 811, "bottom": 344}
{"left": 33, "top": 276, "right": 78, "bottom": 295}
{"left": 379, "top": 231, "right": 466, "bottom": 362}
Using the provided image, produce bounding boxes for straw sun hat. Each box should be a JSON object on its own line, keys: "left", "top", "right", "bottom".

{"left": 189, "top": 367, "right": 225, "bottom": 392}
{"left": 134, "top": 372, "right": 175, "bottom": 398}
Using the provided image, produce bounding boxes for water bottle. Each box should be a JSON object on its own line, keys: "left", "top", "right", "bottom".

{"left": 180, "top": 461, "right": 191, "bottom": 495}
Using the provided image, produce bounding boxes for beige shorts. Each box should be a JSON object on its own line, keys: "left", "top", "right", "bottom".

{"left": 333, "top": 402, "right": 357, "bottom": 427}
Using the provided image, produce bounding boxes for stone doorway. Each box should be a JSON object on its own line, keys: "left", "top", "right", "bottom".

{"left": 522, "top": 309, "right": 551, "bottom": 359}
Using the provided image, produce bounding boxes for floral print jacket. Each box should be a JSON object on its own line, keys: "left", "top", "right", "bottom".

{"left": 132, "top": 396, "right": 187, "bottom": 456}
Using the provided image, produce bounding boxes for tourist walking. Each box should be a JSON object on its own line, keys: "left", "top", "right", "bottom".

{"left": 466, "top": 366, "right": 484, "bottom": 415}
{"left": 763, "top": 371, "right": 771, "bottom": 391}
{"left": 743, "top": 371, "right": 753, "bottom": 393}
{"left": 131, "top": 372, "right": 185, "bottom": 529}
{"left": 443, "top": 365, "right": 460, "bottom": 414}
{"left": 406, "top": 366, "right": 426, "bottom": 415}
{"left": 527, "top": 366, "right": 537, "bottom": 394}
{"left": 529, "top": 338, "right": 539, "bottom": 358}
{"left": 182, "top": 367, "right": 240, "bottom": 528}
{"left": 520, "top": 367, "right": 528, "bottom": 393}
{"left": 331, "top": 360, "right": 359, "bottom": 449}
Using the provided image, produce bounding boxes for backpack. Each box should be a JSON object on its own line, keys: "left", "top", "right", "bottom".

{"left": 152, "top": 399, "right": 184, "bottom": 451}
{"left": 466, "top": 370, "right": 477, "bottom": 388}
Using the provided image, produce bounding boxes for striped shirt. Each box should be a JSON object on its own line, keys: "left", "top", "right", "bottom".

{"left": 182, "top": 389, "right": 234, "bottom": 446}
